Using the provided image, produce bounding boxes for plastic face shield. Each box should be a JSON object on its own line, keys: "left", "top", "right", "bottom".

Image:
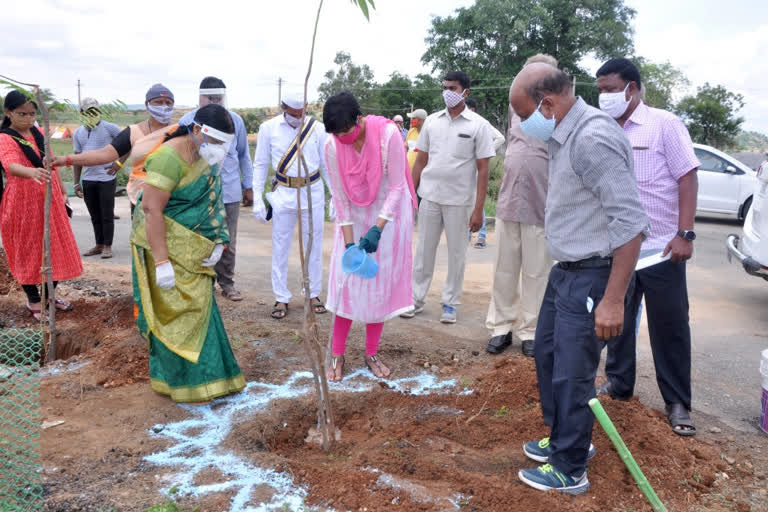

{"left": 199, "top": 88, "right": 227, "bottom": 108}
{"left": 198, "top": 123, "right": 234, "bottom": 154}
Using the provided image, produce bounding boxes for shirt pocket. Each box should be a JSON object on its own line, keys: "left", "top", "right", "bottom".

{"left": 452, "top": 133, "right": 475, "bottom": 159}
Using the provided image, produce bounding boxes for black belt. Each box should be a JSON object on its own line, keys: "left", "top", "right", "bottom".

{"left": 275, "top": 170, "right": 321, "bottom": 188}
{"left": 557, "top": 256, "right": 613, "bottom": 271}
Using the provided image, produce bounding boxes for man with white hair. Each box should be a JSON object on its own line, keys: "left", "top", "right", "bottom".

{"left": 252, "top": 93, "right": 332, "bottom": 319}
{"left": 392, "top": 114, "right": 408, "bottom": 140}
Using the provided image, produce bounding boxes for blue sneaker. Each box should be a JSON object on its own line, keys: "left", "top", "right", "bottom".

{"left": 523, "top": 437, "right": 596, "bottom": 463}
{"left": 518, "top": 463, "right": 590, "bottom": 495}
{"left": 440, "top": 304, "right": 457, "bottom": 324}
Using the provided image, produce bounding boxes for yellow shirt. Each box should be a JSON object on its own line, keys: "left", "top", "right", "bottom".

{"left": 405, "top": 127, "right": 420, "bottom": 169}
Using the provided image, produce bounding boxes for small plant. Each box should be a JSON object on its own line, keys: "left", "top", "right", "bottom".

{"left": 494, "top": 405, "right": 510, "bottom": 418}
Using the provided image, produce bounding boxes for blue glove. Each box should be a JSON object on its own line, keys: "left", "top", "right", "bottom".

{"left": 358, "top": 226, "right": 382, "bottom": 253}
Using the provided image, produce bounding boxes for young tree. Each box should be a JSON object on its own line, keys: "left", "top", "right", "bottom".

{"left": 676, "top": 83, "right": 744, "bottom": 149}
{"left": 635, "top": 58, "right": 690, "bottom": 110}
{"left": 317, "top": 51, "right": 377, "bottom": 106}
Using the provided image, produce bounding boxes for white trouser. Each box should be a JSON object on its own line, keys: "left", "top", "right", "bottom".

{"left": 485, "top": 219, "right": 552, "bottom": 339}
{"left": 271, "top": 204, "right": 324, "bottom": 304}
{"left": 412, "top": 198, "right": 472, "bottom": 307}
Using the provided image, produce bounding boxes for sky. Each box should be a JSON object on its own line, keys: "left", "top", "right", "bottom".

{"left": 3, "top": 0, "right": 768, "bottom": 134}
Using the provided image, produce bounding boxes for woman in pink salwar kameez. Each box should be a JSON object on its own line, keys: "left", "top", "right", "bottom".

{"left": 322, "top": 92, "right": 418, "bottom": 382}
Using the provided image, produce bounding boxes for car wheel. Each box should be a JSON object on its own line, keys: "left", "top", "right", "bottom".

{"left": 741, "top": 197, "right": 752, "bottom": 223}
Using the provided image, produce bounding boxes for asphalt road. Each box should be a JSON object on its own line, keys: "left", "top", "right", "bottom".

{"left": 68, "top": 197, "right": 768, "bottom": 434}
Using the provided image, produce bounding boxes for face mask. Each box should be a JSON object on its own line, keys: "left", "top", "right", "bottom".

{"left": 442, "top": 89, "right": 465, "bottom": 109}
{"left": 147, "top": 104, "right": 174, "bottom": 124}
{"left": 335, "top": 123, "right": 361, "bottom": 145}
{"left": 519, "top": 100, "right": 556, "bottom": 141}
{"left": 192, "top": 131, "right": 229, "bottom": 166}
{"left": 284, "top": 113, "right": 301, "bottom": 129}
{"left": 599, "top": 83, "right": 631, "bottom": 119}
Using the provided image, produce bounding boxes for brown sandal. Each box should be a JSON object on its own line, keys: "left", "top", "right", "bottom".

{"left": 83, "top": 246, "right": 103, "bottom": 256}
{"left": 327, "top": 355, "right": 345, "bottom": 382}
{"left": 271, "top": 302, "right": 288, "bottom": 319}
{"left": 365, "top": 355, "right": 391, "bottom": 378}
{"left": 311, "top": 297, "right": 327, "bottom": 314}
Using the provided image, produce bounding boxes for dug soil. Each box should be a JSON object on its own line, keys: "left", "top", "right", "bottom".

{"left": 0, "top": 255, "right": 764, "bottom": 511}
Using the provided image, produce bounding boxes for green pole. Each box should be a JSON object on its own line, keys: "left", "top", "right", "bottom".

{"left": 589, "top": 398, "right": 667, "bottom": 512}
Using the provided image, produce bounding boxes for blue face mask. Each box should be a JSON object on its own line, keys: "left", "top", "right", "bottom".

{"left": 519, "top": 100, "right": 556, "bottom": 141}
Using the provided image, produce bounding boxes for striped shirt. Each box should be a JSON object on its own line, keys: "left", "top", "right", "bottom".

{"left": 545, "top": 98, "right": 649, "bottom": 262}
{"left": 73, "top": 121, "right": 122, "bottom": 182}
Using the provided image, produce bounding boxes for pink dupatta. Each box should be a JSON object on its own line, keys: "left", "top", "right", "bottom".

{"left": 335, "top": 115, "right": 418, "bottom": 210}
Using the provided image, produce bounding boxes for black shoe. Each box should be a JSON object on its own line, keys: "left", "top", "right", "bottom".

{"left": 596, "top": 380, "right": 631, "bottom": 401}
{"left": 521, "top": 339, "right": 535, "bottom": 357}
{"left": 486, "top": 332, "right": 512, "bottom": 354}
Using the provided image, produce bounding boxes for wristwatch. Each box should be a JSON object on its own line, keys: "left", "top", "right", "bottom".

{"left": 677, "top": 230, "right": 696, "bottom": 241}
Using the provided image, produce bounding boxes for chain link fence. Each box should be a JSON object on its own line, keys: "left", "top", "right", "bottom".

{"left": 0, "top": 328, "right": 43, "bottom": 511}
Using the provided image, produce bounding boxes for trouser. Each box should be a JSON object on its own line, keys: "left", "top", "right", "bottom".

{"left": 215, "top": 202, "right": 240, "bottom": 289}
{"left": 534, "top": 264, "right": 612, "bottom": 477}
{"left": 82, "top": 179, "right": 116, "bottom": 246}
{"left": 331, "top": 316, "right": 384, "bottom": 356}
{"left": 412, "top": 199, "right": 472, "bottom": 307}
{"left": 271, "top": 204, "right": 324, "bottom": 304}
{"left": 605, "top": 260, "right": 691, "bottom": 409}
{"left": 22, "top": 281, "right": 58, "bottom": 304}
{"left": 486, "top": 220, "right": 551, "bottom": 339}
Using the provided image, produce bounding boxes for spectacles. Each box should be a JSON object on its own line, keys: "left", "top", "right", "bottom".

{"left": 13, "top": 111, "right": 37, "bottom": 118}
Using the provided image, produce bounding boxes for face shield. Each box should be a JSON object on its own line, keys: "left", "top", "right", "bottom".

{"left": 199, "top": 88, "right": 227, "bottom": 109}
{"left": 195, "top": 123, "right": 234, "bottom": 166}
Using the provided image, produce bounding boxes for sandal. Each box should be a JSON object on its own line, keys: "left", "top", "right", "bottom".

{"left": 271, "top": 302, "right": 288, "bottom": 320}
{"left": 221, "top": 287, "right": 244, "bottom": 302}
{"left": 666, "top": 403, "right": 696, "bottom": 436}
{"left": 25, "top": 303, "right": 48, "bottom": 322}
{"left": 365, "top": 355, "right": 391, "bottom": 378}
{"left": 327, "top": 355, "right": 345, "bottom": 382}
{"left": 473, "top": 238, "right": 487, "bottom": 248}
{"left": 100, "top": 248, "right": 113, "bottom": 259}
{"left": 311, "top": 297, "right": 327, "bottom": 314}
{"left": 83, "top": 246, "right": 103, "bottom": 256}
{"left": 55, "top": 298, "right": 73, "bottom": 312}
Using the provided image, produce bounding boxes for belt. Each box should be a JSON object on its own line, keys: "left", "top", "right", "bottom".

{"left": 557, "top": 256, "right": 613, "bottom": 271}
{"left": 275, "top": 170, "right": 321, "bottom": 189}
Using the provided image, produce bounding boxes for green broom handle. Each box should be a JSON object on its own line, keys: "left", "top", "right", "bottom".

{"left": 589, "top": 398, "right": 667, "bottom": 512}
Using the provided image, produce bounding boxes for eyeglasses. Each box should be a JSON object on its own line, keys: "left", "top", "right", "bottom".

{"left": 12, "top": 111, "right": 37, "bottom": 118}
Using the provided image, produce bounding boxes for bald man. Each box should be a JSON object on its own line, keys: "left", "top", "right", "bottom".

{"left": 510, "top": 63, "right": 648, "bottom": 494}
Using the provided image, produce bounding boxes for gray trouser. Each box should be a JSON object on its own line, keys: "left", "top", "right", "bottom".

{"left": 412, "top": 198, "right": 472, "bottom": 307}
{"left": 215, "top": 202, "right": 240, "bottom": 289}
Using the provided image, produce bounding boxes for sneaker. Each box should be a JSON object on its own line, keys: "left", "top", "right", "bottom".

{"left": 523, "top": 437, "right": 596, "bottom": 463}
{"left": 399, "top": 305, "right": 424, "bottom": 319}
{"left": 518, "top": 463, "right": 590, "bottom": 495}
{"left": 440, "top": 305, "right": 457, "bottom": 324}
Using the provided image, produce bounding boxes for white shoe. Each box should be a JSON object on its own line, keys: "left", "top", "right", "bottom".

{"left": 400, "top": 304, "right": 424, "bottom": 319}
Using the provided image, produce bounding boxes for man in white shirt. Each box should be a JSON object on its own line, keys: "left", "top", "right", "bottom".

{"left": 253, "top": 93, "right": 332, "bottom": 319}
{"left": 401, "top": 71, "right": 497, "bottom": 324}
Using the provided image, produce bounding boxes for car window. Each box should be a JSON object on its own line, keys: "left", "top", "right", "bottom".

{"left": 694, "top": 148, "right": 729, "bottom": 173}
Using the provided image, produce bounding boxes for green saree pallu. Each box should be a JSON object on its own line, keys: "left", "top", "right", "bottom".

{"left": 130, "top": 145, "right": 245, "bottom": 402}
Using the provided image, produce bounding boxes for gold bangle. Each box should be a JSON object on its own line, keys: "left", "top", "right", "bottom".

{"left": 115, "top": 160, "right": 124, "bottom": 169}
{"left": 155, "top": 259, "right": 169, "bottom": 266}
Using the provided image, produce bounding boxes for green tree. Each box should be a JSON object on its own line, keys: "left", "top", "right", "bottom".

{"left": 676, "top": 83, "right": 744, "bottom": 149}
{"left": 421, "top": 0, "right": 636, "bottom": 126}
{"left": 317, "top": 51, "right": 377, "bottom": 107}
{"left": 635, "top": 58, "right": 690, "bottom": 110}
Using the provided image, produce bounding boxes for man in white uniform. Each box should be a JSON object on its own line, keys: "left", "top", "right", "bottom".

{"left": 253, "top": 94, "right": 332, "bottom": 319}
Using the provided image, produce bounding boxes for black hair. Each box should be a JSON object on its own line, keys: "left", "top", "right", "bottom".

{"left": 596, "top": 58, "right": 642, "bottom": 88}
{"left": 322, "top": 91, "right": 362, "bottom": 134}
{"left": 164, "top": 104, "right": 234, "bottom": 142}
{"left": 2, "top": 90, "right": 37, "bottom": 130}
{"left": 444, "top": 71, "right": 471, "bottom": 90}
{"left": 199, "top": 76, "right": 226, "bottom": 89}
{"left": 465, "top": 98, "right": 478, "bottom": 110}
{"left": 526, "top": 68, "right": 572, "bottom": 104}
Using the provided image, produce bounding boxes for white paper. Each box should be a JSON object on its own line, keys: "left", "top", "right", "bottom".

{"left": 635, "top": 251, "right": 670, "bottom": 270}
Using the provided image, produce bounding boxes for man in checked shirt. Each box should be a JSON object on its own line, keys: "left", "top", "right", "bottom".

{"left": 596, "top": 58, "right": 700, "bottom": 437}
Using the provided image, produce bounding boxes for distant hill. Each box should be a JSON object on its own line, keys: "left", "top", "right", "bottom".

{"left": 735, "top": 130, "right": 768, "bottom": 152}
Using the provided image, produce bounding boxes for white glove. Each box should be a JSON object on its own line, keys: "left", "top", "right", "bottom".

{"left": 252, "top": 199, "right": 268, "bottom": 223}
{"left": 201, "top": 244, "right": 225, "bottom": 267}
{"left": 328, "top": 199, "right": 336, "bottom": 222}
{"left": 155, "top": 261, "right": 175, "bottom": 289}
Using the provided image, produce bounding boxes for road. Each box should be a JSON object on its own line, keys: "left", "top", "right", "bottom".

{"left": 69, "top": 196, "right": 768, "bottom": 434}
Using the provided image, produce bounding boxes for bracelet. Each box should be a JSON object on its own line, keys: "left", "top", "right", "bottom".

{"left": 114, "top": 160, "right": 124, "bottom": 169}
{"left": 155, "top": 259, "right": 170, "bottom": 267}
{"left": 65, "top": 155, "right": 72, "bottom": 167}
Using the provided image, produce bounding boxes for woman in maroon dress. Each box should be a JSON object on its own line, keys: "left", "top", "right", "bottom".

{"left": 0, "top": 91, "right": 82, "bottom": 320}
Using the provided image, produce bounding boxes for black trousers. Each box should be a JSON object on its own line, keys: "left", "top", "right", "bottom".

{"left": 605, "top": 260, "right": 691, "bottom": 409}
{"left": 534, "top": 264, "right": 611, "bottom": 477}
{"left": 22, "top": 281, "right": 58, "bottom": 304}
{"left": 82, "top": 179, "right": 116, "bottom": 246}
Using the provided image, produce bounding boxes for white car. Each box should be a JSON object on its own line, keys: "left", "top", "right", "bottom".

{"left": 727, "top": 160, "right": 768, "bottom": 281}
{"left": 694, "top": 143, "right": 757, "bottom": 220}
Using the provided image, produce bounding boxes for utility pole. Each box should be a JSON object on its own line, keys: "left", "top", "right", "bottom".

{"left": 277, "top": 77, "right": 283, "bottom": 107}
{"left": 572, "top": 75, "right": 576, "bottom": 96}
{"left": 77, "top": 79, "right": 82, "bottom": 109}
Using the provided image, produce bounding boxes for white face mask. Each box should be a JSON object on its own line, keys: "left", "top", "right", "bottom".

{"left": 599, "top": 83, "right": 631, "bottom": 119}
{"left": 199, "top": 143, "right": 228, "bottom": 166}
{"left": 284, "top": 113, "right": 301, "bottom": 129}
{"left": 442, "top": 89, "right": 466, "bottom": 109}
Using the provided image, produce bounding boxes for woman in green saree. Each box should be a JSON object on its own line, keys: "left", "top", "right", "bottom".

{"left": 130, "top": 104, "right": 245, "bottom": 403}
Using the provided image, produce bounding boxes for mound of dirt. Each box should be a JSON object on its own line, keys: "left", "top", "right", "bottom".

{"left": 227, "top": 357, "right": 747, "bottom": 511}
{"left": 0, "top": 248, "right": 15, "bottom": 295}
